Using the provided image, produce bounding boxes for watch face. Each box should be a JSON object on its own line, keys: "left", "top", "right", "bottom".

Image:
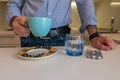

{"left": 89, "top": 32, "right": 100, "bottom": 41}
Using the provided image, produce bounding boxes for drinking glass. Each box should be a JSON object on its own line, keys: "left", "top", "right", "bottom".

{"left": 65, "top": 34, "right": 84, "bottom": 56}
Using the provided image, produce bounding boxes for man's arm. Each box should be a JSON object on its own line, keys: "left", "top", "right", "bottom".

{"left": 86, "top": 25, "right": 101, "bottom": 41}
{"left": 86, "top": 25, "right": 97, "bottom": 35}
{"left": 86, "top": 25, "right": 117, "bottom": 51}
{"left": 76, "top": 0, "right": 97, "bottom": 33}
{"left": 6, "top": 0, "right": 24, "bottom": 26}
{"left": 76, "top": 0, "right": 117, "bottom": 50}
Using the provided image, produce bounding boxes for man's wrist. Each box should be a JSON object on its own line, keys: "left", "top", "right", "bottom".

{"left": 89, "top": 32, "right": 101, "bottom": 41}
{"left": 86, "top": 25, "right": 97, "bottom": 35}
{"left": 86, "top": 25, "right": 101, "bottom": 41}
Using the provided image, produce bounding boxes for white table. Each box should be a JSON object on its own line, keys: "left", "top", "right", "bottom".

{"left": 0, "top": 46, "right": 120, "bottom": 80}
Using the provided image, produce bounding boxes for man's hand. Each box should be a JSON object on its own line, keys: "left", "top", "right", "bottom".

{"left": 11, "top": 16, "right": 29, "bottom": 37}
{"left": 86, "top": 25, "right": 117, "bottom": 51}
{"left": 91, "top": 36, "right": 117, "bottom": 51}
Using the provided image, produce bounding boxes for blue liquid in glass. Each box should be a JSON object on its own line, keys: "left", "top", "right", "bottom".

{"left": 65, "top": 41, "right": 84, "bottom": 56}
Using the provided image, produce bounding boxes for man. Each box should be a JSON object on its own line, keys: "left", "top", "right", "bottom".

{"left": 6, "top": 0, "right": 117, "bottom": 50}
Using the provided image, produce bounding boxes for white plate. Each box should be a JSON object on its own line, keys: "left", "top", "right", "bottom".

{"left": 18, "top": 46, "right": 57, "bottom": 60}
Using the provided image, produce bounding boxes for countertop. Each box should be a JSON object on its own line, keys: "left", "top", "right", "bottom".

{"left": 0, "top": 46, "right": 120, "bottom": 80}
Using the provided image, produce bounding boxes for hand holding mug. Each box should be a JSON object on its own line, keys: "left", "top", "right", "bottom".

{"left": 11, "top": 16, "right": 30, "bottom": 37}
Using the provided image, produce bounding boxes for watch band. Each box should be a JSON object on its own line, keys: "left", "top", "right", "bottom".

{"left": 89, "top": 32, "right": 100, "bottom": 41}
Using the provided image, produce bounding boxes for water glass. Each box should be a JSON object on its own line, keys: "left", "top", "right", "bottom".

{"left": 65, "top": 34, "right": 84, "bottom": 56}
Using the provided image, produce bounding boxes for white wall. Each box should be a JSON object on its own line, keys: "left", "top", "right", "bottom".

{"left": 95, "top": 0, "right": 120, "bottom": 31}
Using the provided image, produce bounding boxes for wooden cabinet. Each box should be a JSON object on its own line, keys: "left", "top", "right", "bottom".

{"left": 0, "top": 0, "right": 8, "bottom": 2}
{"left": 0, "top": 31, "right": 20, "bottom": 47}
{"left": 0, "top": 1, "right": 20, "bottom": 47}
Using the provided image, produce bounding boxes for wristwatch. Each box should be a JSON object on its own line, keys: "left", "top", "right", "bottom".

{"left": 89, "top": 32, "right": 101, "bottom": 41}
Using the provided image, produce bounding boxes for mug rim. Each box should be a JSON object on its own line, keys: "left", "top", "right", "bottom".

{"left": 28, "top": 17, "right": 52, "bottom": 20}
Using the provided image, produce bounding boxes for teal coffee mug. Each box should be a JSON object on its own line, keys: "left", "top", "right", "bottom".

{"left": 28, "top": 17, "right": 52, "bottom": 37}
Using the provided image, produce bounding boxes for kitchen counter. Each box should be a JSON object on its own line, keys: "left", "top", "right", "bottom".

{"left": 0, "top": 46, "right": 120, "bottom": 80}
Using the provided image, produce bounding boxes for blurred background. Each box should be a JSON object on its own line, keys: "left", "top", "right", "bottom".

{"left": 70, "top": 0, "right": 120, "bottom": 33}
{"left": 0, "top": 0, "right": 120, "bottom": 32}
{"left": 0, "top": 0, "right": 120, "bottom": 47}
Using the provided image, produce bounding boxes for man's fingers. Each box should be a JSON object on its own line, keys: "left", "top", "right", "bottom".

{"left": 91, "top": 37, "right": 118, "bottom": 51}
{"left": 104, "top": 39, "right": 117, "bottom": 50}
{"left": 13, "top": 24, "right": 29, "bottom": 37}
{"left": 12, "top": 16, "right": 29, "bottom": 37}
{"left": 92, "top": 42, "right": 110, "bottom": 51}
{"left": 18, "top": 16, "right": 28, "bottom": 27}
